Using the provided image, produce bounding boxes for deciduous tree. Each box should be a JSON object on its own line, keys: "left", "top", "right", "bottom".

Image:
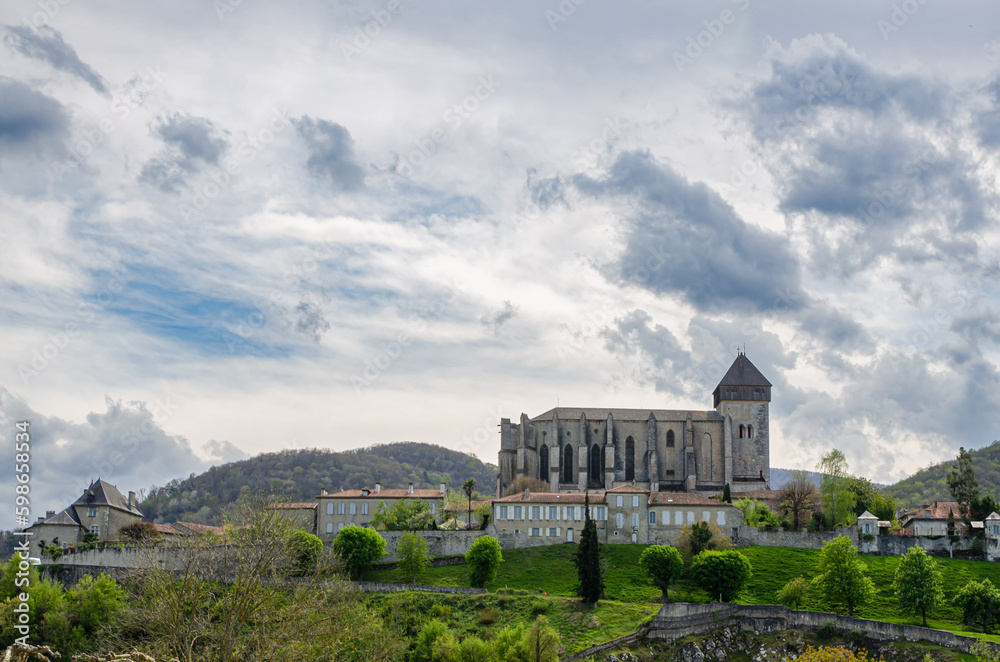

{"left": 817, "top": 450, "right": 857, "bottom": 528}
{"left": 813, "top": 536, "right": 875, "bottom": 618}
{"left": 776, "top": 577, "right": 809, "bottom": 610}
{"left": 397, "top": 531, "right": 431, "bottom": 584}
{"left": 780, "top": 471, "right": 817, "bottom": 531}
{"left": 689, "top": 550, "right": 752, "bottom": 602}
{"left": 332, "top": 525, "right": 386, "bottom": 579}
{"left": 893, "top": 546, "right": 944, "bottom": 627}
{"left": 465, "top": 536, "right": 502, "bottom": 588}
{"left": 518, "top": 615, "right": 561, "bottom": 662}
{"left": 639, "top": 544, "right": 683, "bottom": 601}
{"left": 954, "top": 578, "right": 1000, "bottom": 633}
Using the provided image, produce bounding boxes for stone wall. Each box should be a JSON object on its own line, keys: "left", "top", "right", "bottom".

{"left": 872, "top": 534, "right": 971, "bottom": 557}
{"left": 735, "top": 525, "right": 856, "bottom": 549}
{"left": 647, "top": 602, "right": 1000, "bottom": 655}
{"left": 47, "top": 545, "right": 186, "bottom": 570}
{"left": 378, "top": 529, "right": 488, "bottom": 561}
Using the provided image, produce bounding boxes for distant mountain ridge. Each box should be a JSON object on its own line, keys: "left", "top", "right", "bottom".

{"left": 883, "top": 440, "right": 1000, "bottom": 508}
{"left": 138, "top": 442, "right": 498, "bottom": 526}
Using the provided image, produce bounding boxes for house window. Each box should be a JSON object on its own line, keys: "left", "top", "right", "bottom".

{"left": 430, "top": 504, "right": 436, "bottom": 514}
{"left": 703, "top": 511, "right": 710, "bottom": 522}
{"left": 687, "top": 511, "right": 695, "bottom": 524}
{"left": 338, "top": 503, "right": 345, "bottom": 515}
{"left": 864, "top": 523, "right": 871, "bottom": 534}
{"left": 566, "top": 507, "right": 575, "bottom": 520}
{"left": 617, "top": 496, "right": 623, "bottom": 507}
{"left": 994, "top": 525, "right": 999, "bottom": 535}
{"left": 337, "top": 522, "right": 344, "bottom": 532}
{"left": 531, "top": 506, "right": 540, "bottom": 520}
{"left": 632, "top": 496, "right": 639, "bottom": 508}
{"left": 88, "top": 507, "right": 96, "bottom": 517}
{"left": 350, "top": 503, "right": 357, "bottom": 515}
{"left": 666, "top": 430, "right": 675, "bottom": 447}
{"left": 717, "top": 511, "right": 726, "bottom": 525}
{"left": 616, "top": 513, "right": 624, "bottom": 528}
{"left": 499, "top": 506, "right": 508, "bottom": 520}
{"left": 361, "top": 503, "right": 368, "bottom": 515}
{"left": 549, "top": 528, "right": 557, "bottom": 537}
{"left": 632, "top": 513, "right": 639, "bottom": 528}
{"left": 90, "top": 525, "right": 99, "bottom": 535}
{"left": 514, "top": 506, "right": 523, "bottom": 520}
{"left": 549, "top": 506, "right": 558, "bottom": 519}
{"left": 327, "top": 503, "right": 334, "bottom": 515}
{"left": 649, "top": 511, "right": 656, "bottom": 525}
{"left": 531, "top": 528, "right": 540, "bottom": 537}
{"left": 326, "top": 523, "right": 333, "bottom": 534}
{"left": 675, "top": 511, "right": 683, "bottom": 525}
{"left": 596, "top": 507, "right": 606, "bottom": 521}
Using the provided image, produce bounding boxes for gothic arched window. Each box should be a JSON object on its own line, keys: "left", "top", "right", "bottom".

{"left": 738, "top": 424, "right": 745, "bottom": 439}
{"left": 747, "top": 425, "right": 754, "bottom": 439}
{"left": 590, "top": 444, "right": 601, "bottom": 482}
{"left": 666, "top": 430, "right": 675, "bottom": 447}
{"left": 625, "top": 436, "right": 635, "bottom": 481}
{"left": 563, "top": 444, "right": 574, "bottom": 483}
{"left": 540, "top": 445, "right": 549, "bottom": 480}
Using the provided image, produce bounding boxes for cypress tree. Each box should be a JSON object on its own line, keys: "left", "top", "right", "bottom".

{"left": 722, "top": 483, "right": 732, "bottom": 504}
{"left": 574, "top": 492, "right": 604, "bottom": 603}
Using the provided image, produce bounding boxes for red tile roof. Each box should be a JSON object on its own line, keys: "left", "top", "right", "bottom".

{"left": 266, "top": 502, "right": 317, "bottom": 510}
{"left": 318, "top": 488, "right": 446, "bottom": 499}
{"left": 153, "top": 523, "right": 185, "bottom": 536}
{"left": 648, "top": 492, "right": 734, "bottom": 507}
{"left": 494, "top": 491, "right": 606, "bottom": 504}
{"left": 172, "top": 521, "right": 224, "bottom": 535}
{"left": 901, "top": 501, "right": 961, "bottom": 522}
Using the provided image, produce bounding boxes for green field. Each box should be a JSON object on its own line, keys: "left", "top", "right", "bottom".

{"left": 367, "top": 542, "right": 1000, "bottom": 642}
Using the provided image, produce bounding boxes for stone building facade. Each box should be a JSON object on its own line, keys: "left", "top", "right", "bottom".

{"left": 498, "top": 353, "right": 771, "bottom": 497}
{"left": 315, "top": 482, "right": 448, "bottom": 543}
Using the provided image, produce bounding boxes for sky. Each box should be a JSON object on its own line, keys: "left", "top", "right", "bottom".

{"left": 2, "top": 0, "right": 1000, "bottom": 526}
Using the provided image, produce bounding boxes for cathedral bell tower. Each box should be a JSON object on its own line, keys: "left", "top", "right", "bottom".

{"left": 713, "top": 352, "right": 771, "bottom": 491}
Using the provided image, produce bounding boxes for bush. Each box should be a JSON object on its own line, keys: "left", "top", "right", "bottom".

{"left": 816, "top": 621, "right": 842, "bottom": 641}
{"left": 776, "top": 577, "right": 809, "bottom": 610}
{"left": 397, "top": 532, "right": 431, "bottom": 584}
{"left": 529, "top": 598, "right": 550, "bottom": 614}
{"left": 117, "top": 522, "right": 161, "bottom": 543}
{"left": 690, "top": 550, "right": 752, "bottom": 602}
{"left": 477, "top": 606, "right": 499, "bottom": 624}
{"left": 465, "top": 536, "right": 502, "bottom": 588}
{"left": 409, "top": 619, "right": 449, "bottom": 662}
{"left": 288, "top": 530, "right": 323, "bottom": 577}
{"left": 639, "top": 545, "right": 683, "bottom": 602}
{"left": 332, "top": 525, "right": 386, "bottom": 579}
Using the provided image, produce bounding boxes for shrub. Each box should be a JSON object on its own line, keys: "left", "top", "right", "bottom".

{"left": 465, "top": 536, "right": 502, "bottom": 588}
{"left": 332, "top": 525, "right": 386, "bottom": 579}
{"left": 529, "top": 598, "right": 550, "bottom": 614}
{"left": 288, "top": 530, "right": 323, "bottom": 577}
{"left": 429, "top": 604, "right": 452, "bottom": 619}
{"left": 690, "top": 550, "right": 752, "bottom": 602}
{"left": 409, "top": 619, "right": 449, "bottom": 662}
{"left": 477, "top": 606, "right": 499, "bottom": 624}
{"left": 639, "top": 544, "right": 684, "bottom": 602}
{"left": 816, "top": 621, "right": 842, "bottom": 641}
{"left": 397, "top": 532, "right": 432, "bottom": 584}
{"left": 117, "top": 522, "right": 161, "bottom": 543}
{"left": 776, "top": 577, "right": 809, "bottom": 610}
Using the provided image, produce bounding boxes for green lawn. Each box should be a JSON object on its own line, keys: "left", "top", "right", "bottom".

{"left": 367, "top": 542, "right": 1000, "bottom": 642}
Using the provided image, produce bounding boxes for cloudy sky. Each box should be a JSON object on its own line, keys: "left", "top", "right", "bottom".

{"left": 2, "top": 0, "right": 1000, "bottom": 524}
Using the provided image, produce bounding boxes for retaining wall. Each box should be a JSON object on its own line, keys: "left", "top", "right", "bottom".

{"left": 646, "top": 602, "right": 1000, "bottom": 655}
{"left": 354, "top": 581, "right": 485, "bottom": 595}
{"left": 378, "top": 530, "right": 487, "bottom": 561}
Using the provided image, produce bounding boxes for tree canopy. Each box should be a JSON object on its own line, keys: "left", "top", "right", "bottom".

{"left": 639, "top": 545, "right": 684, "bottom": 601}
{"left": 892, "top": 546, "right": 944, "bottom": 627}
{"left": 689, "top": 550, "right": 752, "bottom": 602}
{"left": 813, "top": 536, "right": 875, "bottom": 617}
{"left": 332, "top": 525, "right": 386, "bottom": 579}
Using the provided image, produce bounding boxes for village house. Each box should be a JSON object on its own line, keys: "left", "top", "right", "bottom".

{"left": 899, "top": 501, "right": 964, "bottom": 536}
{"left": 315, "top": 482, "right": 448, "bottom": 542}
{"left": 25, "top": 478, "right": 143, "bottom": 558}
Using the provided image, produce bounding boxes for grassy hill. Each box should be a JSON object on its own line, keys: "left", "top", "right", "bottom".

{"left": 884, "top": 440, "right": 1000, "bottom": 508}
{"left": 368, "top": 543, "right": 1000, "bottom": 642}
{"left": 139, "top": 442, "right": 497, "bottom": 525}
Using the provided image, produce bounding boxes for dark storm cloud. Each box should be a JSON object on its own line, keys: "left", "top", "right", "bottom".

{"left": 600, "top": 309, "right": 694, "bottom": 397}
{"left": 294, "top": 298, "right": 331, "bottom": 343}
{"left": 743, "top": 35, "right": 995, "bottom": 278}
{"left": 4, "top": 25, "right": 109, "bottom": 96}
{"left": 0, "top": 388, "right": 211, "bottom": 515}
{"left": 0, "top": 77, "right": 69, "bottom": 149}
{"left": 574, "top": 150, "right": 804, "bottom": 314}
{"left": 139, "top": 114, "right": 229, "bottom": 193}
{"left": 293, "top": 116, "right": 365, "bottom": 192}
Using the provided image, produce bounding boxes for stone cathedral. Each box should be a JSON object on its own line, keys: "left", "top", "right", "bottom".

{"left": 498, "top": 353, "right": 771, "bottom": 496}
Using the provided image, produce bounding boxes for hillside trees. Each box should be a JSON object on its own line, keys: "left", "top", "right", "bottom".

{"left": 893, "top": 546, "right": 944, "bottom": 627}
{"left": 372, "top": 499, "right": 434, "bottom": 531}
{"left": 465, "top": 536, "right": 502, "bottom": 588}
{"left": 678, "top": 521, "right": 729, "bottom": 562}
{"left": 333, "top": 525, "right": 387, "bottom": 579}
{"left": 639, "top": 544, "right": 684, "bottom": 602}
{"left": 779, "top": 471, "right": 817, "bottom": 531}
{"left": 817, "top": 450, "right": 857, "bottom": 528}
{"left": 947, "top": 447, "right": 979, "bottom": 528}
{"left": 575, "top": 494, "right": 604, "bottom": 603}
{"left": 689, "top": 550, "right": 752, "bottom": 602}
{"left": 813, "top": 536, "right": 875, "bottom": 617}
{"left": 398, "top": 532, "right": 431, "bottom": 584}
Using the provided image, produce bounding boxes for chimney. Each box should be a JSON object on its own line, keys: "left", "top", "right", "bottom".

{"left": 375, "top": 483, "right": 381, "bottom": 494}
{"left": 128, "top": 491, "right": 137, "bottom": 509}
{"left": 46, "top": 510, "right": 55, "bottom": 519}
{"left": 37, "top": 516, "right": 45, "bottom": 523}
{"left": 408, "top": 483, "right": 414, "bottom": 494}
{"left": 321, "top": 489, "right": 328, "bottom": 496}
{"left": 524, "top": 488, "right": 530, "bottom": 499}
{"left": 439, "top": 483, "right": 446, "bottom": 494}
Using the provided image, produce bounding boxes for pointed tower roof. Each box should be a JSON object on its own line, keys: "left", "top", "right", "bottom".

{"left": 72, "top": 478, "right": 142, "bottom": 516}
{"left": 716, "top": 353, "right": 771, "bottom": 388}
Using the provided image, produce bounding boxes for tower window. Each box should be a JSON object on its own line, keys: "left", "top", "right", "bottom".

{"left": 738, "top": 425, "right": 745, "bottom": 439}
{"left": 747, "top": 425, "right": 754, "bottom": 438}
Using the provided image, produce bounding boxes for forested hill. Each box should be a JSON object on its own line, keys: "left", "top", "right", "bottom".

{"left": 883, "top": 440, "right": 1000, "bottom": 507}
{"left": 139, "top": 442, "right": 498, "bottom": 525}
